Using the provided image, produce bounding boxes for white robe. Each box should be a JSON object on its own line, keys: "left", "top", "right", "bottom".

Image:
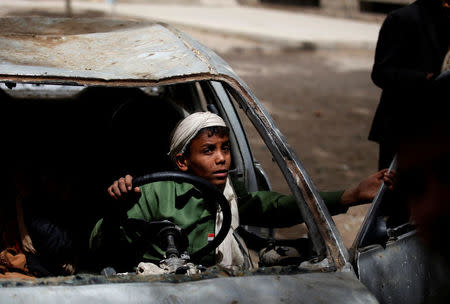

{"left": 215, "top": 177, "right": 252, "bottom": 269}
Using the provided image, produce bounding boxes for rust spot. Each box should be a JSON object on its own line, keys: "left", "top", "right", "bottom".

{"left": 0, "top": 73, "right": 227, "bottom": 87}
{"left": 0, "top": 264, "right": 320, "bottom": 288}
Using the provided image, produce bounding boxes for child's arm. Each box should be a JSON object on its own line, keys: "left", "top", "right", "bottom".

{"left": 237, "top": 169, "right": 396, "bottom": 227}
{"left": 339, "top": 169, "right": 396, "bottom": 207}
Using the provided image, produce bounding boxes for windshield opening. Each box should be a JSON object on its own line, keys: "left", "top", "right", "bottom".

{"left": 0, "top": 81, "right": 327, "bottom": 282}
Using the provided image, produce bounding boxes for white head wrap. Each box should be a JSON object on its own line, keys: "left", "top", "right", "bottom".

{"left": 168, "top": 112, "right": 227, "bottom": 160}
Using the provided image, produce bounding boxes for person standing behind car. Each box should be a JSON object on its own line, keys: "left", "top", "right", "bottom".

{"left": 368, "top": 0, "right": 450, "bottom": 170}
{"left": 394, "top": 72, "right": 450, "bottom": 304}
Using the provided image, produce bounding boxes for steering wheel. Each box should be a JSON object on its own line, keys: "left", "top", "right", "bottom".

{"left": 130, "top": 171, "right": 232, "bottom": 261}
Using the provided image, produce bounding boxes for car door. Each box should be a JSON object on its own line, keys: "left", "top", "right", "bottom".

{"left": 351, "top": 159, "right": 450, "bottom": 304}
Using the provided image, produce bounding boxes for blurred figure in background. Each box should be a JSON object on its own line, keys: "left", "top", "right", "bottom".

{"left": 369, "top": 0, "right": 450, "bottom": 170}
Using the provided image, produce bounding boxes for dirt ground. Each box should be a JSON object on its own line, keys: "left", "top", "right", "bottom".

{"left": 0, "top": 4, "right": 383, "bottom": 249}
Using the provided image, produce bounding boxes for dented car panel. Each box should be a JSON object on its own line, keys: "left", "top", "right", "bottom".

{"left": 0, "top": 271, "right": 378, "bottom": 304}
{"left": 0, "top": 16, "right": 375, "bottom": 303}
{"left": 0, "top": 17, "right": 232, "bottom": 83}
{"left": 350, "top": 160, "right": 450, "bottom": 304}
{"left": 0, "top": 18, "right": 213, "bottom": 80}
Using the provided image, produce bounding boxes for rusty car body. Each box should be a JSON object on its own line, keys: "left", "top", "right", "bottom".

{"left": 0, "top": 16, "right": 443, "bottom": 304}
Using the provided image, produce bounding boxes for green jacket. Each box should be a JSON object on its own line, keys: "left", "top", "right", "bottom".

{"left": 89, "top": 181, "right": 346, "bottom": 270}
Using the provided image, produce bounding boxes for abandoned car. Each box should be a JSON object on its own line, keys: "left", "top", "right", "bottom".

{"left": 0, "top": 16, "right": 447, "bottom": 304}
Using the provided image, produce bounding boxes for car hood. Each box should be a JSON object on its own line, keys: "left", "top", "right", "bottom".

{"left": 0, "top": 270, "right": 377, "bottom": 304}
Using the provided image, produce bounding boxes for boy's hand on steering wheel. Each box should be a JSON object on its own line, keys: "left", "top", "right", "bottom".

{"left": 107, "top": 174, "right": 141, "bottom": 204}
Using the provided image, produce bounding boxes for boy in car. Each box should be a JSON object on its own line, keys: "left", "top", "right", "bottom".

{"left": 90, "top": 112, "right": 394, "bottom": 271}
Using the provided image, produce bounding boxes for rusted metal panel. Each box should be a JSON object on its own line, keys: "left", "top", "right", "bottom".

{"left": 0, "top": 271, "right": 378, "bottom": 304}
{"left": 356, "top": 231, "right": 449, "bottom": 304}
{"left": 0, "top": 17, "right": 236, "bottom": 83}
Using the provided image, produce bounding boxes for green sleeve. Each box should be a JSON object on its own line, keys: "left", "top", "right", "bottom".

{"left": 237, "top": 189, "right": 347, "bottom": 228}
{"left": 320, "top": 191, "right": 348, "bottom": 215}
{"left": 88, "top": 182, "right": 167, "bottom": 271}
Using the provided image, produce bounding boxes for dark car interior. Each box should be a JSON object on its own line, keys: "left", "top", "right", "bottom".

{"left": 0, "top": 84, "right": 187, "bottom": 273}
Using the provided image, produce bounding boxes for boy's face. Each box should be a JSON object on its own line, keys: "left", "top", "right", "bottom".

{"left": 176, "top": 132, "right": 231, "bottom": 189}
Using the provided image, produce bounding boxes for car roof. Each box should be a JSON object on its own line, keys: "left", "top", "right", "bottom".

{"left": 0, "top": 16, "right": 238, "bottom": 85}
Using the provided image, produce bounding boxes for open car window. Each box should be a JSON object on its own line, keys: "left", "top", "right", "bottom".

{"left": 0, "top": 78, "right": 333, "bottom": 274}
